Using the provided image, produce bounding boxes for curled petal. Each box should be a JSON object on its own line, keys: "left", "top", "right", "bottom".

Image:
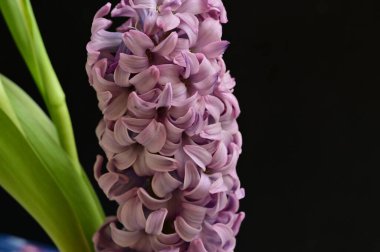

{"left": 88, "top": 3, "right": 119, "bottom": 63}
{"left": 145, "top": 150, "right": 178, "bottom": 172}
{"left": 219, "top": 92, "right": 241, "bottom": 121}
{"left": 171, "top": 82, "right": 187, "bottom": 101}
{"left": 231, "top": 212, "right": 246, "bottom": 236}
{"left": 145, "top": 208, "right": 168, "bottom": 235}
{"left": 170, "top": 92, "right": 198, "bottom": 115}
{"left": 213, "top": 223, "right": 236, "bottom": 251}
{"left": 127, "top": 92, "right": 156, "bottom": 118}
{"left": 164, "top": 117, "right": 184, "bottom": 143}
{"left": 188, "top": 238, "right": 208, "bottom": 252}
{"left": 91, "top": 59, "right": 120, "bottom": 92}
{"left": 111, "top": 2, "right": 138, "bottom": 18}
{"left": 192, "top": 74, "right": 218, "bottom": 95}
{"left": 93, "top": 217, "right": 125, "bottom": 252}
{"left": 118, "top": 196, "right": 146, "bottom": 230}
{"left": 104, "top": 91, "right": 130, "bottom": 120}
{"left": 114, "top": 65, "right": 131, "bottom": 87}
{"left": 170, "top": 108, "right": 195, "bottom": 130}
{"left": 209, "top": 141, "right": 228, "bottom": 170}
{"left": 191, "top": 54, "right": 217, "bottom": 83}
{"left": 174, "top": 51, "right": 200, "bottom": 79}
{"left": 172, "top": 38, "right": 191, "bottom": 56}
{"left": 236, "top": 188, "right": 245, "bottom": 200}
{"left": 220, "top": 71, "right": 236, "bottom": 91}
{"left": 113, "top": 146, "right": 140, "bottom": 170}
{"left": 94, "top": 155, "right": 104, "bottom": 181}
{"left": 223, "top": 175, "right": 237, "bottom": 195}
{"left": 174, "top": 216, "right": 201, "bottom": 242}
{"left": 96, "top": 90, "right": 112, "bottom": 110}
{"left": 182, "top": 161, "right": 200, "bottom": 190}
{"left": 152, "top": 32, "right": 178, "bottom": 56}
{"left": 97, "top": 91, "right": 112, "bottom": 111}
{"left": 114, "top": 118, "right": 136, "bottom": 146}
{"left": 157, "top": 233, "right": 182, "bottom": 246}
{"left": 207, "top": 0, "right": 228, "bottom": 23}
{"left": 195, "top": 18, "right": 222, "bottom": 50}
{"left": 135, "top": 120, "right": 167, "bottom": 153}
{"left": 100, "top": 128, "right": 127, "bottom": 156}
{"left": 95, "top": 119, "right": 106, "bottom": 140}
{"left": 133, "top": 151, "right": 156, "bottom": 176}
{"left": 233, "top": 131, "right": 243, "bottom": 150}
{"left": 209, "top": 175, "right": 228, "bottom": 194}
{"left": 123, "top": 117, "right": 152, "bottom": 133}
{"left": 184, "top": 172, "right": 211, "bottom": 200}
{"left": 139, "top": 88, "right": 161, "bottom": 102}
{"left": 176, "top": 13, "right": 199, "bottom": 47}
{"left": 160, "top": 139, "right": 182, "bottom": 157}
{"left": 220, "top": 143, "right": 240, "bottom": 173}
{"left": 201, "top": 138, "right": 219, "bottom": 153}
{"left": 183, "top": 145, "right": 212, "bottom": 170}
{"left": 176, "top": 0, "right": 208, "bottom": 14}
{"left": 157, "top": 83, "right": 173, "bottom": 108}
{"left": 157, "top": 10, "right": 181, "bottom": 32}
{"left": 200, "top": 40, "right": 230, "bottom": 59}
{"left": 94, "top": 3, "right": 112, "bottom": 20}
{"left": 159, "top": 0, "right": 182, "bottom": 11}
{"left": 152, "top": 233, "right": 182, "bottom": 251}
{"left": 200, "top": 123, "right": 223, "bottom": 140}
{"left": 152, "top": 172, "right": 182, "bottom": 197}
{"left": 181, "top": 203, "right": 207, "bottom": 228}
{"left": 130, "top": 66, "right": 160, "bottom": 93}
{"left": 119, "top": 53, "right": 149, "bottom": 73}
{"left": 144, "top": 11, "right": 159, "bottom": 35}
{"left": 154, "top": 246, "right": 180, "bottom": 252}
{"left": 160, "top": 119, "right": 183, "bottom": 156}
{"left": 137, "top": 188, "right": 171, "bottom": 210}
{"left": 98, "top": 172, "right": 124, "bottom": 200}
{"left": 205, "top": 95, "right": 224, "bottom": 122}
{"left": 206, "top": 192, "right": 228, "bottom": 216}
{"left": 110, "top": 223, "right": 143, "bottom": 247}
{"left": 87, "top": 30, "right": 123, "bottom": 56}
{"left": 129, "top": 0, "right": 157, "bottom": 9}
{"left": 97, "top": 172, "right": 139, "bottom": 203}
{"left": 157, "top": 64, "right": 183, "bottom": 85}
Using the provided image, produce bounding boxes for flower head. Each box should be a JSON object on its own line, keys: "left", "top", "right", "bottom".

{"left": 86, "top": 1, "right": 244, "bottom": 251}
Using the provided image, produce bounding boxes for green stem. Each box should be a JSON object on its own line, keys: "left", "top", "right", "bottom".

{"left": 36, "top": 57, "right": 80, "bottom": 164}
{"left": 0, "top": 0, "right": 78, "bottom": 163}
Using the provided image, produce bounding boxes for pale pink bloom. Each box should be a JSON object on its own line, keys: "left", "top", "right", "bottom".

{"left": 87, "top": 1, "right": 244, "bottom": 251}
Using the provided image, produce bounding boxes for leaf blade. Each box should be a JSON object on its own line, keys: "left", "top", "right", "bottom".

{"left": 0, "top": 76, "right": 105, "bottom": 252}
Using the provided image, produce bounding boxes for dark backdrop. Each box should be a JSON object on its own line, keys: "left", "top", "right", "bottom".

{"left": 1, "top": 1, "right": 380, "bottom": 251}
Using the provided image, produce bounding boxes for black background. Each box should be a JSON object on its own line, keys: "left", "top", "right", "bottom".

{"left": 1, "top": 0, "right": 380, "bottom": 251}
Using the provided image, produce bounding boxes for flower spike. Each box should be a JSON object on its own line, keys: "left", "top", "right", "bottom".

{"left": 86, "top": 1, "right": 244, "bottom": 251}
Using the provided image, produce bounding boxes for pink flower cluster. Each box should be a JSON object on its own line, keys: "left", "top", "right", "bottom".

{"left": 86, "top": 1, "right": 244, "bottom": 251}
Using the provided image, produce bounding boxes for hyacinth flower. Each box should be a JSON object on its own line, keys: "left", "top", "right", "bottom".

{"left": 86, "top": 0, "right": 245, "bottom": 251}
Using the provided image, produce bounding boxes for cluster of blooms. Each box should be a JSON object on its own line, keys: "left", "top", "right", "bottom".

{"left": 86, "top": 0, "right": 244, "bottom": 251}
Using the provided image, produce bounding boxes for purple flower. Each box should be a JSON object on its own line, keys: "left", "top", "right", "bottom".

{"left": 86, "top": 1, "right": 244, "bottom": 251}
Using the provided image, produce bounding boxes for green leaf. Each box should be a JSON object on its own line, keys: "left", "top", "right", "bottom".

{"left": 0, "top": 0, "right": 46, "bottom": 97}
{"left": 0, "top": 0, "right": 79, "bottom": 161}
{"left": 0, "top": 75, "right": 22, "bottom": 131}
{"left": 0, "top": 73, "right": 59, "bottom": 144}
{"left": 0, "top": 75, "right": 104, "bottom": 252}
